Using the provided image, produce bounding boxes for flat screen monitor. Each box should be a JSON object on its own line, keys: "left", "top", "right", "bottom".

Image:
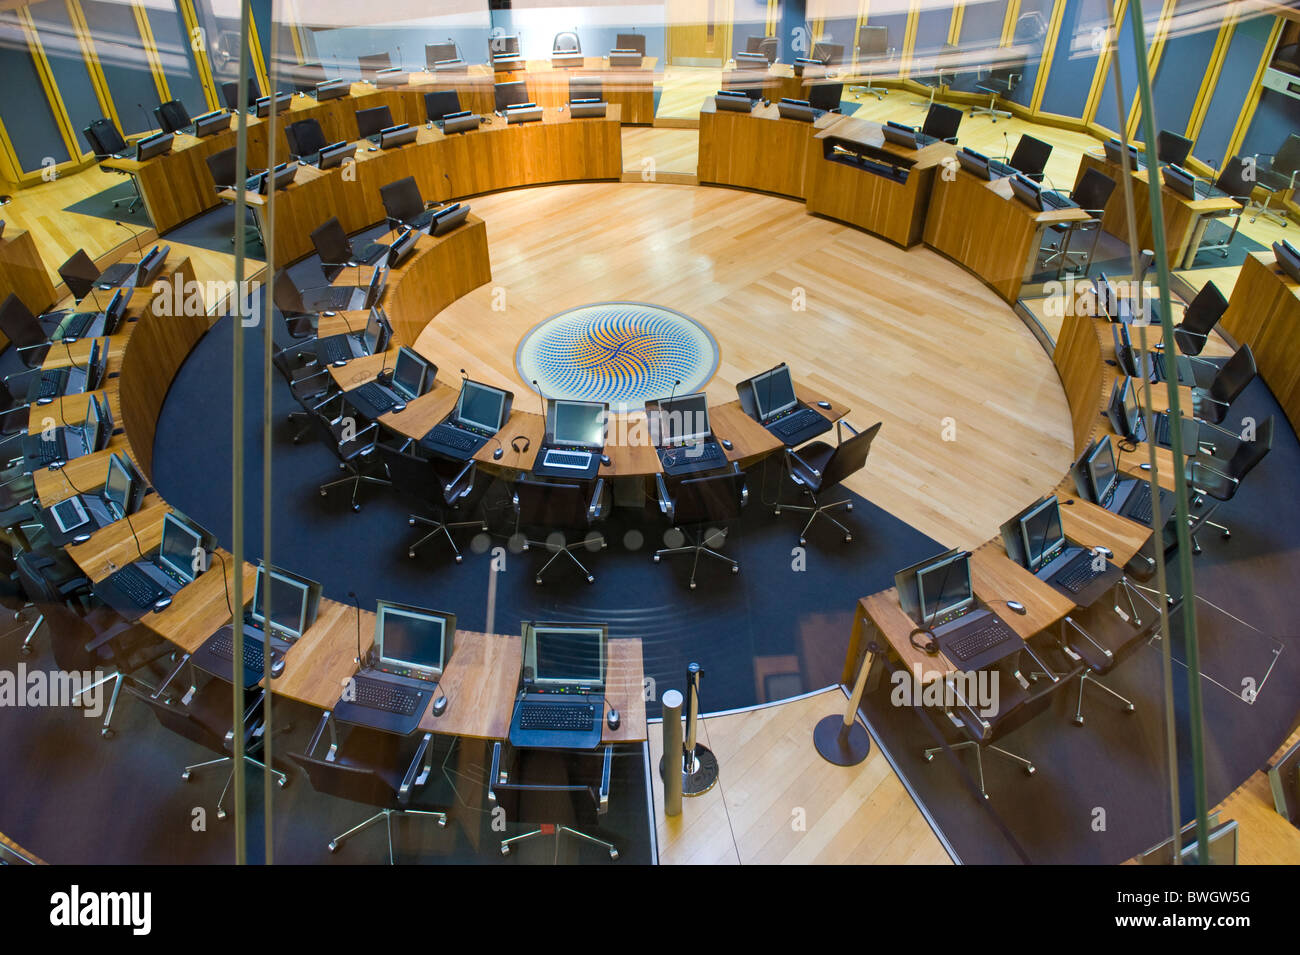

{"left": 494, "top": 81, "right": 529, "bottom": 111}
{"left": 364, "top": 266, "right": 388, "bottom": 309}
{"left": 616, "top": 33, "right": 646, "bottom": 54}
{"left": 315, "top": 80, "right": 350, "bottom": 101}
{"left": 1019, "top": 497, "right": 1065, "bottom": 572}
{"left": 1085, "top": 436, "right": 1119, "bottom": 505}
{"left": 549, "top": 399, "right": 607, "bottom": 448}
{"left": 391, "top": 347, "right": 430, "bottom": 399}
{"left": 81, "top": 393, "right": 105, "bottom": 452}
{"left": 426, "top": 42, "right": 458, "bottom": 68}
{"left": 1122, "top": 375, "right": 1144, "bottom": 439}
{"left": 135, "top": 245, "right": 169, "bottom": 286}
{"left": 656, "top": 393, "right": 711, "bottom": 445}
{"left": 318, "top": 142, "right": 355, "bottom": 171}
{"left": 750, "top": 365, "right": 798, "bottom": 420}
{"left": 376, "top": 601, "right": 454, "bottom": 677}
{"left": 493, "top": 34, "right": 521, "bottom": 57}
{"left": 527, "top": 623, "right": 606, "bottom": 687}
{"left": 251, "top": 565, "right": 313, "bottom": 639}
{"left": 456, "top": 381, "right": 507, "bottom": 432}
{"left": 1094, "top": 273, "right": 1120, "bottom": 319}
{"left": 380, "top": 124, "right": 416, "bottom": 149}
{"left": 425, "top": 90, "right": 461, "bottom": 123}
{"left": 715, "top": 91, "right": 755, "bottom": 111}
{"left": 1274, "top": 240, "right": 1300, "bottom": 283}
{"left": 431, "top": 202, "right": 469, "bottom": 236}
{"left": 1009, "top": 173, "right": 1043, "bottom": 209}
{"left": 362, "top": 307, "right": 389, "bottom": 355}
{"left": 159, "top": 512, "right": 203, "bottom": 583}
{"left": 358, "top": 52, "right": 392, "bottom": 78}
{"left": 194, "top": 110, "right": 231, "bottom": 137}
{"left": 957, "top": 147, "right": 991, "bottom": 179}
{"left": 386, "top": 228, "right": 418, "bottom": 268}
{"left": 916, "top": 551, "right": 973, "bottom": 625}
{"left": 103, "top": 452, "right": 134, "bottom": 519}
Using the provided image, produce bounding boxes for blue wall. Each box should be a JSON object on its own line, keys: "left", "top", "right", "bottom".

{"left": 1038, "top": 0, "right": 1106, "bottom": 117}
{"left": 29, "top": 0, "right": 104, "bottom": 156}
{"left": 1149, "top": 17, "right": 1220, "bottom": 137}
{"left": 0, "top": 10, "right": 71, "bottom": 170}
{"left": 1197, "top": 15, "right": 1275, "bottom": 162}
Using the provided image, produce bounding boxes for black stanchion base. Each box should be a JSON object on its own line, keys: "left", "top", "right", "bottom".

{"left": 813, "top": 714, "right": 871, "bottom": 766}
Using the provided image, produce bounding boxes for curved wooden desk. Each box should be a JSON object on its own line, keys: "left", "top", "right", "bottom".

{"left": 1221, "top": 251, "right": 1300, "bottom": 433}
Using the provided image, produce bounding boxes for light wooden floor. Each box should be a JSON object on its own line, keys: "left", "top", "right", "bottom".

{"left": 1209, "top": 728, "right": 1300, "bottom": 865}
{"left": 648, "top": 689, "right": 953, "bottom": 864}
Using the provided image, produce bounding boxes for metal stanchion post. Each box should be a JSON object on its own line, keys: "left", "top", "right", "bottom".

{"left": 661, "top": 689, "right": 683, "bottom": 817}
{"left": 815, "top": 640, "right": 875, "bottom": 765}
{"left": 661, "top": 662, "right": 719, "bottom": 796}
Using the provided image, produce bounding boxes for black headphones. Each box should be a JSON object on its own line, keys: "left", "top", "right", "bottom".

{"left": 909, "top": 626, "right": 939, "bottom": 655}
{"left": 511, "top": 435, "right": 530, "bottom": 454}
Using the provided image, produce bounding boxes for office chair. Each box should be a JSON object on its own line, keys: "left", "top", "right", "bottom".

{"left": 221, "top": 79, "right": 260, "bottom": 111}
{"left": 972, "top": 54, "right": 1026, "bottom": 121}
{"left": 808, "top": 82, "right": 844, "bottom": 114}
{"left": 616, "top": 33, "right": 646, "bottom": 55}
{"left": 380, "top": 176, "right": 438, "bottom": 232}
{"left": 82, "top": 118, "right": 141, "bottom": 212}
{"left": 355, "top": 105, "right": 394, "bottom": 140}
{"left": 1009, "top": 134, "right": 1053, "bottom": 183}
{"left": 0, "top": 294, "right": 55, "bottom": 369}
{"left": 205, "top": 147, "right": 263, "bottom": 247}
{"left": 57, "top": 249, "right": 134, "bottom": 302}
{"left": 513, "top": 476, "right": 609, "bottom": 584}
{"left": 310, "top": 216, "right": 387, "bottom": 283}
{"left": 910, "top": 42, "right": 957, "bottom": 110}
{"left": 923, "top": 656, "right": 1064, "bottom": 798}
{"left": 42, "top": 601, "right": 173, "bottom": 738}
{"left": 1171, "top": 281, "right": 1228, "bottom": 357}
{"left": 1039, "top": 168, "right": 1116, "bottom": 276}
{"left": 488, "top": 742, "right": 617, "bottom": 859}
{"left": 1184, "top": 417, "right": 1273, "bottom": 553}
{"left": 289, "top": 724, "right": 448, "bottom": 864}
{"left": 424, "top": 89, "right": 461, "bottom": 124}
{"left": 849, "top": 25, "right": 893, "bottom": 100}
{"left": 921, "top": 103, "right": 962, "bottom": 145}
{"left": 126, "top": 681, "right": 287, "bottom": 820}
{"left": 494, "top": 81, "right": 528, "bottom": 112}
{"left": 775, "top": 421, "right": 881, "bottom": 544}
{"left": 357, "top": 52, "right": 392, "bottom": 80}
{"left": 10, "top": 549, "right": 91, "bottom": 657}
{"left": 744, "top": 35, "right": 779, "bottom": 65}
{"left": 284, "top": 118, "right": 327, "bottom": 160}
{"left": 289, "top": 61, "right": 326, "bottom": 93}
{"left": 1192, "top": 156, "right": 1255, "bottom": 260}
{"left": 553, "top": 31, "right": 581, "bottom": 54}
{"left": 1249, "top": 133, "right": 1300, "bottom": 226}
{"left": 426, "top": 42, "right": 462, "bottom": 68}
{"left": 375, "top": 441, "right": 486, "bottom": 563}
{"left": 153, "top": 99, "right": 192, "bottom": 135}
{"left": 569, "top": 76, "right": 602, "bottom": 103}
{"left": 1156, "top": 130, "right": 1193, "bottom": 167}
{"left": 1190, "top": 344, "right": 1255, "bottom": 425}
{"left": 309, "top": 396, "right": 390, "bottom": 511}
{"left": 653, "top": 468, "right": 746, "bottom": 589}
{"left": 812, "top": 42, "right": 844, "bottom": 67}
{"left": 285, "top": 361, "right": 337, "bottom": 444}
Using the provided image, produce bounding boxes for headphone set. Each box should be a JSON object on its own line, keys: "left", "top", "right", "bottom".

{"left": 511, "top": 435, "right": 530, "bottom": 454}
{"left": 909, "top": 626, "right": 939, "bottom": 655}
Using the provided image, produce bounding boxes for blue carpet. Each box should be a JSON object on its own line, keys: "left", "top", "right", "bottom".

{"left": 64, "top": 179, "right": 152, "bottom": 229}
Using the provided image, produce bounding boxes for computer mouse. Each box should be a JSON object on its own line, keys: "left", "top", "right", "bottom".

{"left": 332, "top": 359, "right": 347, "bottom": 367}
{"left": 1005, "top": 600, "right": 1027, "bottom": 615}
{"left": 492, "top": 447, "right": 503, "bottom": 459}
{"left": 432, "top": 696, "right": 448, "bottom": 717}
{"left": 270, "top": 657, "right": 286, "bottom": 679}
{"left": 1093, "top": 546, "right": 1114, "bottom": 559}
{"left": 817, "top": 400, "right": 832, "bottom": 409}
{"left": 367, "top": 146, "right": 378, "bottom": 152}
{"left": 72, "top": 533, "right": 92, "bottom": 545}
{"left": 152, "top": 596, "right": 172, "bottom": 612}
{"left": 606, "top": 708, "right": 620, "bottom": 731}
{"left": 392, "top": 402, "right": 406, "bottom": 413}
{"left": 322, "top": 310, "right": 336, "bottom": 317}
{"left": 1140, "top": 462, "right": 1152, "bottom": 470}
{"left": 426, "top": 121, "right": 433, "bottom": 129}
{"left": 721, "top": 438, "right": 733, "bottom": 451}
{"left": 36, "top": 396, "right": 53, "bottom": 406}
{"left": 601, "top": 454, "right": 611, "bottom": 466}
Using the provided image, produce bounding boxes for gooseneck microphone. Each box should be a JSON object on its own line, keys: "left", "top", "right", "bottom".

{"left": 138, "top": 103, "right": 154, "bottom": 135}
{"left": 348, "top": 590, "right": 364, "bottom": 667}
{"left": 531, "top": 378, "right": 547, "bottom": 419}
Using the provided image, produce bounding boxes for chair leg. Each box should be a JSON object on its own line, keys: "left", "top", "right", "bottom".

{"left": 329, "top": 809, "right": 389, "bottom": 855}
{"left": 924, "top": 737, "right": 1034, "bottom": 798}
{"left": 774, "top": 492, "right": 855, "bottom": 545}
{"left": 501, "top": 827, "right": 547, "bottom": 855}
{"left": 19, "top": 611, "right": 43, "bottom": 656}
{"left": 653, "top": 528, "right": 737, "bottom": 589}
{"left": 1073, "top": 670, "right": 1136, "bottom": 728}
{"left": 558, "top": 825, "right": 619, "bottom": 859}
{"left": 970, "top": 94, "right": 1011, "bottom": 120}
{"left": 532, "top": 537, "right": 604, "bottom": 585}
{"left": 1248, "top": 194, "right": 1289, "bottom": 226}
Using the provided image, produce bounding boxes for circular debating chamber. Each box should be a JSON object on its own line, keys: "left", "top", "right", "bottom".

{"left": 0, "top": 0, "right": 1297, "bottom": 886}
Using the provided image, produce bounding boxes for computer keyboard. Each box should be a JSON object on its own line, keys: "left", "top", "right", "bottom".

{"left": 769, "top": 407, "right": 823, "bottom": 440}
{"left": 1054, "top": 554, "right": 1105, "bottom": 595}
{"left": 350, "top": 676, "right": 420, "bottom": 716}
{"left": 60, "top": 312, "right": 95, "bottom": 339}
{"left": 543, "top": 449, "right": 593, "bottom": 469}
{"left": 114, "top": 564, "right": 163, "bottom": 608}
{"left": 1153, "top": 411, "right": 1173, "bottom": 448}
{"left": 353, "top": 381, "right": 397, "bottom": 414}
{"left": 316, "top": 335, "right": 355, "bottom": 364}
{"left": 208, "top": 630, "right": 266, "bottom": 672}
{"left": 428, "top": 424, "right": 476, "bottom": 452}
{"left": 946, "top": 619, "right": 1017, "bottom": 662}
{"left": 34, "top": 371, "right": 66, "bottom": 400}
{"left": 662, "top": 441, "right": 725, "bottom": 468}
{"left": 1041, "top": 190, "right": 1073, "bottom": 210}
{"left": 518, "top": 702, "right": 596, "bottom": 732}
{"left": 1124, "top": 483, "right": 1154, "bottom": 525}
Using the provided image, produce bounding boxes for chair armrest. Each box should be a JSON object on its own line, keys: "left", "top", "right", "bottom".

{"left": 1187, "top": 459, "right": 1237, "bottom": 489}
{"left": 945, "top": 675, "right": 991, "bottom": 736}
{"left": 1062, "top": 615, "right": 1112, "bottom": 663}
{"left": 587, "top": 477, "right": 607, "bottom": 522}
{"left": 152, "top": 652, "right": 191, "bottom": 700}
{"left": 836, "top": 419, "right": 859, "bottom": 443}
{"left": 598, "top": 745, "right": 613, "bottom": 815}
{"left": 398, "top": 732, "right": 434, "bottom": 806}
{"left": 655, "top": 472, "right": 674, "bottom": 523}
{"left": 488, "top": 740, "right": 503, "bottom": 804}
{"left": 304, "top": 709, "right": 332, "bottom": 757}
{"left": 1021, "top": 639, "right": 1058, "bottom": 683}
{"left": 786, "top": 447, "right": 821, "bottom": 478}
{"left": 445, "top": 458, "right": 475, "bottom": 497}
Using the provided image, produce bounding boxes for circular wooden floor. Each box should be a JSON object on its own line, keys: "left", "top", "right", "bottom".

{"left": 413, "top": 181, "right": 1074, "bottom": 548}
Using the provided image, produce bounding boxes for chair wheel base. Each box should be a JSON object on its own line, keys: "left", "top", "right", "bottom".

{"left": 1124, "top": 703, "right": 1136, "bottom": 713}
{"left": 501, "top": 845, "right": 510, "bottom": 856}
{"left": 586, "top": 575, "right": 595, "bottom": 583}
{"left": 799, "top": 537, "right": 806, "bottom": 546}
{"left": 1025, "top": 765, "right": 1036, "bottom": 776}
{"left": 278, "top": 776, "right": 288, "bottom": 788}
{"left": 352, "top": 504, "right": 361, "bottom": 512}
{"left": 924, "top": 752, "right": 934, "bottom": 762}
{"left": 689, "top": 581, "right": 696, "bottom": 589}
{"left": 408, "top": 518, "right": 416, "bottom": 525}
{"left": 609, "top": 848, "right": 619, "bottom": 859}
{"left": 455, "top": 555, "right": 463, "bottom": 564}
{"left": 652, "top": 555, "right": 660, "bottom": 563}
{"left": 730, "top": 566, "right": 739, "bottom": 574}
{"left": 844, "top": 534, "right": 852, "bottom": 543}
{"left": 18, "top": 646, "right": 31, "bottom": 657}
{"left": 181, "top": 771, "right": 191, "bottom": 781}
{"left": 535, "top": 577, "right": 543, "bottom": 585}
{"left": 217, "top": 809, "right": 226, "bottom": 820}
{"left": 408, "top": 550, "right": 416, "bottom": 558}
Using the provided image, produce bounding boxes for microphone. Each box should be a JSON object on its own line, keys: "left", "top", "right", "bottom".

{"left": 396, "top": 46, "right": 403, "bottom": 70}
{"left": 115, "top": 220, "right": 145, "bottom": 262}
{"left": 459, "top": 367, "right": 468, "bottom": 383}
{"left": 348, "top": 590, "right": 364, "bottom": 667}
{"left": 138, "top": 103, "right": 155, "bottom": 134}
{"left": 443, "top": 171, "right": 453, "bottom": 199}
{"left": 1002, "top": 130, "right": 1010, "bottom": 163}
{"left": 531, "top": 377, "right": 547, "bottom": 420}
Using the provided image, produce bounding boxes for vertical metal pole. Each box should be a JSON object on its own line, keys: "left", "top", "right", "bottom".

{"left": 661, "top": 690, "right": 683, "bottom": 817}
{"left": 683, "top": 662, "right": 702, "bottom": 771}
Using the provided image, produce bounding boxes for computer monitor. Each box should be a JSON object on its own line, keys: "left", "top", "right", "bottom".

{"left": 548, "top": 399, "right": 607, "bottom": 448}
{"left": 1019, "top": 497, "right": 1065, "bottom": 572}
{"left": 134, "top": 245, "right": 170, "bottom": 287}
{"left": 426, "top": 42, "right": 459, "bottom": 68}
{"left": 493, "top": 34, "right": 521, "bottom": 57}
{"left": 657, "top": 392, "right": 710, "bottom": 445}
{"left": 1273, "top": 240, "right": 1300, "bottom": 284}
{"left": 251, "top": 565, "right": 315, "bottom": 639}
{"left": 456, "top": 380, "right": 508, "bottom": 432}
{"left": 494, "top": 81, "right": 529, "bottom": 111}
{"left": 379, "top": 124, "right": 417, "bottom": 149}
{"left": 425, "top": 89, "right": 461, "bottom": 123}
{"left": 390, "top": 346, "right": 431, "bottom": 400}
{"left": 1094, "top": 273, "right": 1120, "bottom": 319}
{"left": 616, "top": 33, "right": 646, "bottom": 55}
{"left": 750, "top": 364, "right": 798, "bottom": 420}
{"left": 1085, "top": 436, "right": 1119, "bottom": 505}
{"left": 357, "top": 52, "right": 392, "bottom": 79}
{"left": 82, "top": 393, "right": 106, "bottom": 452}
{"left": 362, "top": 307, "right": 390, "bottom": 355}
{"left": 808, "top": 82, "right": 842, "bottom": 113}
{"left": 956, "top": 147, "right": 992, "bottom": 179}
{"left": 375, "top": 601, "right": 454, "bottom": 679}
{"left": 525, "top": 622, "right": 607, "bottom": 688}
{"left": 431, "top": 202, "right": 470, "bottom": 236}
{"left": 386, "top": 227, "right": 418, "bottom": 268}
{"left": 363, "top": 265, "right": 388, "bottom": 309}
{"left": 1009, "top": 173, "right": 1043, "bottom": 210}
{"left": 1122, "top": 374, "right": 1144, "bottom": 438}
{"left": 916, "top": 551, "right": 973, "bottom": 625}
{"left": 102, "top": 452, "right": 134, "bottom": 519}
{"left": 159, "top": 512, "right": 204, "bottom": 583}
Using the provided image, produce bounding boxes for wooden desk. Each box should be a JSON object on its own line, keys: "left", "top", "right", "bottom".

{"left": 1220, "top": 251, "right": 1300, "bottom": 433}
{"left": 522, "top": 57, "right": 658, "bottom": 124}
{"left": 698, "top": 98, "right": 836, "bottom": 199}
{"left": 1076, "top": 153, "right": 1241, "bottom": 270}
{"left": 806, "top": 116, "right": 953, "bottom": 247}
{"left": 926, "top": 168, "right": 1090, "bottom": 304}
{"left": 0, "top": 228, "right": 57, "bottom": 318}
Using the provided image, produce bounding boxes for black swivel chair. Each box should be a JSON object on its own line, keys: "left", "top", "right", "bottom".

{"left": 284, "top": 118, "right": 327, "bottom": 160}
{"left": 355, "top": 105, "right": 394, "bottom": 140}
{"left": 1184, "top": 416, "right": 1273, "bottom": 553}
{"left": 569, "top": 76, "right": 602, "bottom": 103}
{"left": 850, "top": 25, "right": 893, "bottom": 100}
{"left": 911, "top": 42, "right": 958, "bottom": 110}
{"left": 1009, "top": 134, "right": 1053, "bottom": 183}
{"left": 513, "top": 476, "right": 609, "bottom": 584}
{"left": 1193, "top": 156, "right": 1256, "bottom": 260}
{"left": 290, "top": 724, "right": 448, "bottom": 864}
{"left": 310, "top": 215, "right": 388, "bottom": 283}
{"left": 1040, "top": 168, "right": 1117, "bottom": 276}
{"left": 376, "top": 442, "right": 486, "bottom": 562}
{"left": 221, "top": 79, "right": 260, "bottom": 111}
{"left": 82, "top": 118, "right": 141, "bottom": 212}
{"left": 1190, "top": 344, "right": 1255, "bottom": 425}
{"left": 126, "top": 681, "right": 286, "bottom": 820}
{"left": 812, "top": 42, "right": 844, "bottom": 67}
{"left": 11, "top": 548, "right": 91, "bottom": 657}
{"left": 205, "top": 147, "right": 263, "bottom": 247}
{"left": 424, "top": 89, "right": 461, "bottom": 124}
{"left": 921, "top": 103, "right": 962, "bottom": 145}
{"left": 1171, "top": 281, "right": 1228, "bottom": 357}
{"left": 0, "top": 294, "right": 55, "bottom": 370}
{"left": 153, "top": 99, "right": 192, "bottom": 135}
{"left": 754, "top": 36, "right": 780, "bottom": 65}
{"left": 1156, "top": 129, "right": 1193, "bottom": 166}
{"left": 284, "top": 358, "right": 338, "bottom": 444}
{"left": 380, "top": 176, "right": 439, "bottom": 232}
{"left": 775, "top": 421, "right": 881, "bottom": 545}
{"left": 1249, "top": 132, "right": 1300, "bottom": 226}
{"left": 653, "top": 468, "right": 747, "bottom": 589}
{"left": 309, "top": 396, "right": 391, "bottom": 511}
{"left": 972, "top": 54, "right": 1026, "bottom": 121}
{"left": 1050, "top": 607, "right": 1152, "bottom": 727}
{"left": 488, "top": 742, "right": 617, "bottom": 859}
